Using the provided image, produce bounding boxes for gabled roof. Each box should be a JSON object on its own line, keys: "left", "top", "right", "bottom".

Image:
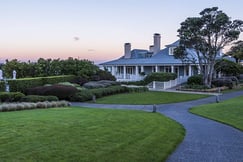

{"left": 165, "top": 40, "right": 179, "bottom": 47}
{"left": 100, "top": 40, "right": 224, "bottom": 66}
{"left": 100, "top": 40, "right": 186, "bottom": 65}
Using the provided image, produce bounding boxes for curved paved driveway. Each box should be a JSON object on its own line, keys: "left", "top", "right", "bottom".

{"left": 71, "top": 90, "right": 243, "bottom": 162}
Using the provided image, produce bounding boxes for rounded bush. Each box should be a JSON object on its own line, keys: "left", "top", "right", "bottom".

{"left": 187, "top": 75, "right": 203, "bottom": 85}
{"left": 70, "top": 90, "right": 93, "bottom": 102}
{"left": 0, "top": 92, "right": 25, "bottom": 102}
{"left": 212, "top": 78, "right": 233, "bottom": 89}
{"left": 27, "top": 84, "right": 78, "bottom": 100}
{"left": 143, "top": 72, "right": 177, "bottom": 84}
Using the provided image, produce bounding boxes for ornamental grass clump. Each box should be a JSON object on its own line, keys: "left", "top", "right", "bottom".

{"left": 7, "top": 104, "right": 17, "bottom": 111}
{"left": 1, "top": 104, "right": 10, "bottom": 112}
{"left": 50, "top": 101, "right": 58, "bottom": 107}
{"left": 0, "top": 101, "right": 71, "bottom": 112}
{"left": 21, "top": 102, "right": 33, "bottom": 110}
{"left": 45, "top": 101, "right": 53, "bottom": 108}
{"left": 16, "top": 103, "right": 25, "bottom": 111}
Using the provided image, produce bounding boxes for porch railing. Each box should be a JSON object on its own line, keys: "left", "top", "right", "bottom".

{"left": 116, "top": 74, "right": 145, "bottom": 82}
{"left": 147, "top": 76, "right": 189, "bottom": 90}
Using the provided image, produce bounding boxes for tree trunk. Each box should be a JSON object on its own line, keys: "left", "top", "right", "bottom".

{"left": 203, "top": 64, "right": 210, "bottom": 88}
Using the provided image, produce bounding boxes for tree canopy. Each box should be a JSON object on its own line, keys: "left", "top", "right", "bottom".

{"left": 174, "top": 7, "right": 243, "bottom": 87}
{"left": 226, "top": 40, "right": 243, "bottom": 63}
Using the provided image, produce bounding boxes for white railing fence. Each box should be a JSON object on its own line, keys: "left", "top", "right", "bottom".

{"left": 147, "top": 76, "right": 189, "bottom": 90}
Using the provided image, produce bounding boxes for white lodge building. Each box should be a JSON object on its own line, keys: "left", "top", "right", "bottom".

{"left": 100, "top": 33, "right": 203, "bottom": 82}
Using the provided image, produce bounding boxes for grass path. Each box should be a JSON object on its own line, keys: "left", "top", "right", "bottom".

{"left": 0, "top": 107, "right": 184, "bottom": 162}
{"left": 190, "top": 96, "right": 243, "bottom": 131}
{"left": 95, "top": 91, "right": 209, "bottom": 104}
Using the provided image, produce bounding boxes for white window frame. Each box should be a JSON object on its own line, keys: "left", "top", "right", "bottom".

{"left": 169, "top": 47, "right": 176, "bottom": 55}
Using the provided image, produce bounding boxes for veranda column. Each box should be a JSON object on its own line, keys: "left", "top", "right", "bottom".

{"left": 189, "top": 65, "right": 192, "bottom": 76}
{"left": 123, "top": 65, "right": 126, "bottom": 79}
{"left": 135, "top": 66, "right": 139, "bottom": 80}
{"left": 171, "top": 65, "right": 174, "bottom": 73}
{"left": 155, "top": 65, "right": 158, "bottom": 72}
{"left": 111, "top": 66, "right": 115, "bottom": 76}
{"left": 135, "top": 66, "right": 139, "bottom": 75}
{"left": 141, "top": 66, "right": 144, "bottom": 72}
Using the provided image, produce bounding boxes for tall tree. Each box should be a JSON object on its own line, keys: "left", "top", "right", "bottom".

{"left": 175, "top": 7, "right": 243, "bottom": 87}
{"left": 226, "top": 40, "right": 243, "bottom": 63}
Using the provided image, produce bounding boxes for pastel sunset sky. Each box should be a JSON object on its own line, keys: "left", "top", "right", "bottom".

{"left": 1, "top": 0, "right": 243, "bottom": 63}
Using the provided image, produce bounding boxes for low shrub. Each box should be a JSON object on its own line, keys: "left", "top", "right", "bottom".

{"left": 21, "top": 95, "right": 59, "bottom": 102}
{"left": 90, "top": 86, "right": 127, "bottom": 98}
{"left": 0, "top": 92, "right": 25, "bottom": 102}
{"left": 6, "top": 75, "right": 76, "bottom": 92}
{"left": 70, "top": 85, "right": 148, "bottom": 102}
{"left": 83, "top": 80, "right": 120, "bottom": 89}
{"left": 187, "top": 75, "right": 203, "bottom": 85}
{"left": 125, "top": 86, "right": 149, "bottom": 93}
{"left": 27, "top": 84, "right": 78, "bottom": 100}
{"left": 212, "top": 78, "right": 233, "bottom": 89}
{"left": 70, "top": 90, "right": 93, "bottom": 102}
{"left": 121, "top": 80, "right": 146, "bottom": 86}
{"left": 183, "top": 84, "right": 209, "bottom": 90}
{"left": 220, "top": 76, "right": 239, "bottom": 85}
{"left": 143, "top": 72, "right": 177, "bottom": 84}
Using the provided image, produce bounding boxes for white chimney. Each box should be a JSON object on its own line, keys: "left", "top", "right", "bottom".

{"left": 153, "top": 33, "right": 161, "bottom": 54}
{"left": 124, "top": 43, "right": 131, "bottom": 58}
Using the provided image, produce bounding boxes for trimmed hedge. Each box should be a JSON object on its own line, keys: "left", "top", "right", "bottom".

{"left": 3, "top": 75, "right": 76, "bottom": 93}
{"left": 70, "top": 86, "right": 148, "bottom": 102}
{"left": 143, "top": 72, "right": 177, "bottom": 84}
{"left": 0, "top": 92, "right": 25, "bottom": 102}
{"left": 21, "top": 95, "right": 59, "bottom": 102}
{"left": 125, "top": 86, "right": 148, "bottom": 93}
{"left": 90, "top": 86, "right": 128, "bottom": 98}
{"left": 0, "top": 81, "right": 4, "bottom": 91}
{"left": 83, "top": 80, "right": 120, "bottom": 89}
{"left": 27, "top": 84, "right": 78, "bottom": 100}
{"left": 70, "top": 90, "right": 93, "bottom": 102}
{"left": 120, "top": 80, "right": 146, "bottom": 86}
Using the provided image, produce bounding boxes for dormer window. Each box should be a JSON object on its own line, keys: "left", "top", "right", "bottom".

{"left": 169, "top": 47, "right": 176, "bottom": 55}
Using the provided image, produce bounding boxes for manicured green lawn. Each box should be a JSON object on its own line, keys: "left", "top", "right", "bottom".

{"left": 190, "top": 96, "right": 243, "bottom": 131}
{"left": 95, "top": 91, "right": 209, "bottom": 104}
{"left": 0, "top": 107, "right": 185, "bottom": 162}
